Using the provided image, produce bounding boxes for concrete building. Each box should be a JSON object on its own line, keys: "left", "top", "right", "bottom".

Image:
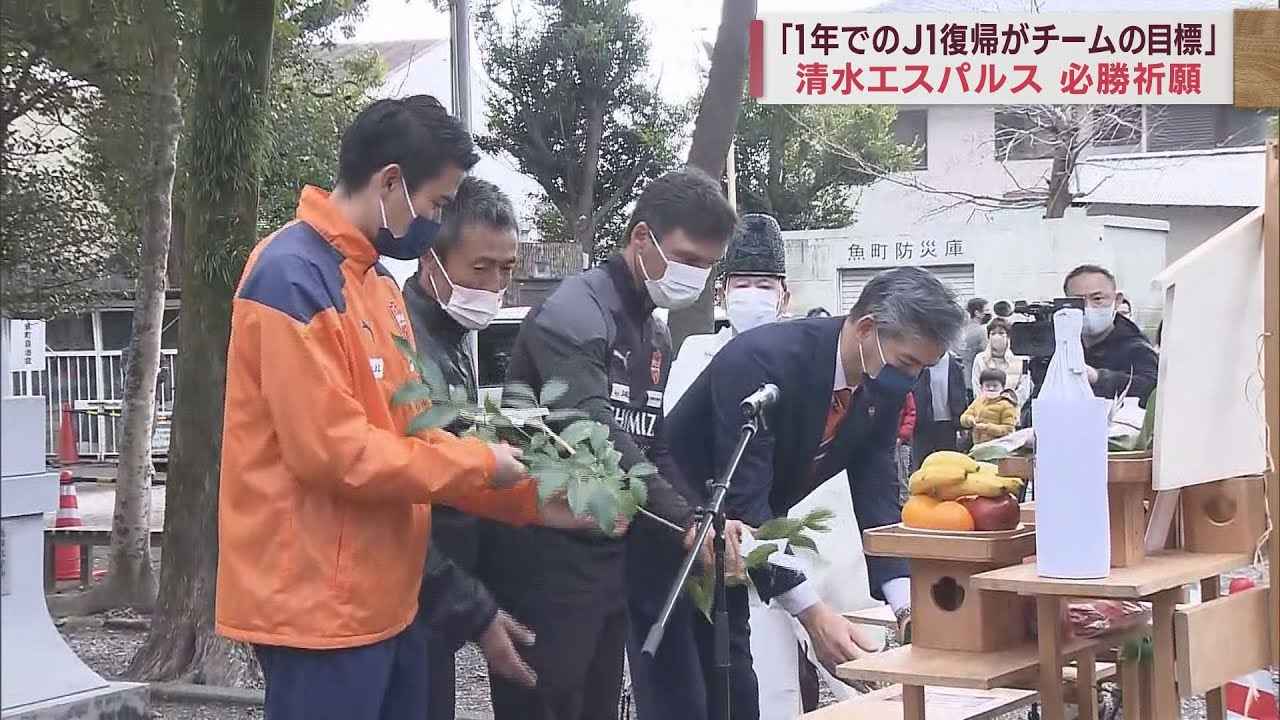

{"left": 784, "top": 0, "right": 1275, "bottom": 321}
{"left": 787, "top": 102, "right": 1271, "bottom": 325}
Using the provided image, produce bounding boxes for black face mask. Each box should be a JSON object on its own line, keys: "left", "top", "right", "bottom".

{"left": 372, "top": 175, "right": 441, "bottom": 261}
{"left": 979, "top": 313, "right": 993, "bottom": 324}
{"left": 857, "top": 323, "right": 919, "bottom": 402}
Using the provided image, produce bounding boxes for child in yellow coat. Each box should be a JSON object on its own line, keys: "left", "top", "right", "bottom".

{"left": 961, "top": 369, "right": 1019, "bottom": 444}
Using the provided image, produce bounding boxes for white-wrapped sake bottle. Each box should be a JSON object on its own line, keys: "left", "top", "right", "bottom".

{"left": 1032, "top": 308, "right": 1111, "bottom": 578}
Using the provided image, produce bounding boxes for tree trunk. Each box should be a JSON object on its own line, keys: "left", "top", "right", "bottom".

{"left": 669, "top": 0, "right": 756, "bottom": 351}
{"left": 1044, "top": 147, "right": 1074, "bottom": 219}
{"left": 573, "top": 101, "right": 605, "bottom": 258}
{"left": 128, "top": 0, "right": 276, "bottom": 686}
{"left": 73, "top": 20, "right": 182, "bottom": 616}
{"left": 685, "top": 0, "right": 756, "bottom": 177}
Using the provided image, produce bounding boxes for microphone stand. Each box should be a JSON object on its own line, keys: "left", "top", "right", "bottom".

{"left": 641, "top": 403, "right": 768, "bottom": 720}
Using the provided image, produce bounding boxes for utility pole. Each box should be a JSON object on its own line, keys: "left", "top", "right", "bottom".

{"left": 449, "top": 0, "right": 473, "bottom": 131}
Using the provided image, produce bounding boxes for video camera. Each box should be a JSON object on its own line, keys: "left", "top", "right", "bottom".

{"left": 1007, "top": 297, "right": 1086, "bottom": 393}
{"left": 1007, "top": 297, "right": 1086, "bottom": 360}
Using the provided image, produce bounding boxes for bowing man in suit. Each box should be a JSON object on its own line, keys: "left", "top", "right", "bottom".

{"left": 641, "top": 267, "right": 967, "bottom": 720}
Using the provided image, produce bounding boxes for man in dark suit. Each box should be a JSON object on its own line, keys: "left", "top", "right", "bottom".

{"left": 632, "top": 267, "right": 967, "bottom": 720}
{"left": 911, "top": 350, "right": 969, "bottom": 469}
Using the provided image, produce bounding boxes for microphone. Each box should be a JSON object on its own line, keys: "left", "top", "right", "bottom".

{"left": 740, "top": 383, "right": 780, "bottom": 418}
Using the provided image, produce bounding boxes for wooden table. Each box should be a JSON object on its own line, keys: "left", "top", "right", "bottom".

{"left": 972, "top": 551, "right": 1250, "bottom": 720}
{"left": 802, "top": 685, "right": 1038, "bottom": 720}
{"left": 837, "top": 627, "right": 1142, "bottom": 720}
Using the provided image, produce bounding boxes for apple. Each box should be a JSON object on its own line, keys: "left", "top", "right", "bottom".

{"left": 959, "top": 494, "right": 1020, "bottom": 531}
{"left": 1228, "top": 577, "right": 1256, "bottom": 594}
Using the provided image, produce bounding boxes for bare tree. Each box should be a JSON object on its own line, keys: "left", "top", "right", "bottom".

{"left": 68, "top": 10, "right": 183, "bottom": 615}
{"left": 802, "top": 104, "right": 1151, "bottom": 221}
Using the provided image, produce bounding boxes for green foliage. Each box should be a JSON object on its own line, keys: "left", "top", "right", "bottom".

{"left": 686, "top": 508, "right": 834, "bottom": 621}
{"left": 733, "top": 98, "right": 916, "bottom": 231}
{"left": 1, "top": 0, "right": 377, "bottom": 316}
{"left": 257, "top": 10, "right": 382, "bottom": 235}
{"left": 0, "top": 2, "right": 141, "bottom": 317}
{"left": 392, "top": 337, "right": 649, "bottom": 533}
{"left": 477, "top": 0, "right": 685, "bottom": 256}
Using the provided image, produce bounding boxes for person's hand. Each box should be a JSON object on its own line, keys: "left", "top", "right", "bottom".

{"left": 478, "top": 610, "right": 537, "bottom": 688}
{"left": 684, "top": 523, "right": 715, "bottom": 571}
{"left": 797, "top": 602, "right": 877, "bottom": 672}
{"left": 488, "top": 443, "right": 526, "bottom": 489}
{"left": 538, "top": 497, "right": 631, "bottom": 537}
{"left": 1085, "top": 365, "right": 1100, "bottom": 385}
{"left": 723, "top": 519, "right": 749, "bottom": 582}
{"left": 975, "top": 422, "right": 993, "bottom": 433}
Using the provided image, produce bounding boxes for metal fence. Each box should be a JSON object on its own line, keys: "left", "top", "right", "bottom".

{"left": 9, "top": 349, "right": 177, "bottom": 461}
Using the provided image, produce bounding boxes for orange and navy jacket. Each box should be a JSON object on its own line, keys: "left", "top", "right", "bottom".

{"left": 215, "top": 186, "right": 539, "bottom": 650}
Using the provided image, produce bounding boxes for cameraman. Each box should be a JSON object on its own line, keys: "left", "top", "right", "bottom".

{"left": 1063, "top": 265, "right": 1158, "bottom": 404}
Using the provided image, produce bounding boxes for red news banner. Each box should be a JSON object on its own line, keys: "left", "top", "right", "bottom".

{"left": 749, "top": 13, "right": 1235, "bottom": 104}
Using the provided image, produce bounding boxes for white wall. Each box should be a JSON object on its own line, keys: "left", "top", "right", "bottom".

{"left": 784, "top": 209, "right": 1169, "bottom": 329}
{"left": 1087, "top": 204, "right": 1255, "bottom": 265}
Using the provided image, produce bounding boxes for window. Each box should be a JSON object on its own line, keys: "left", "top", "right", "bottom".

{"left": 161, "top": 310, "right": 180, "bottom": 350}
{"left": 100, "top": 311, "right": 133, "bottom": 351}
{"left": 891, "top": 110, "right": 929, "bottom": 170}
{"left": 1147, "top": 106, "right": 1272, "bottom": 152}
{"left": 1092, "top": 105, "right": 1142, "bottom": 147}
{"left": 994, "top": 110, "right": 1056, "bottom": 161}
{"left": 45, "top": 316, "right": 93, "bottom": 351}
{"left": 476, "top": 321, "right": 522, "bottom": 388}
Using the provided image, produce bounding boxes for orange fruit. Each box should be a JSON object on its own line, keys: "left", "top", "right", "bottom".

{"left": 901, "top": 494, "right": 941, "bottom": 528}
{"left": 902, "top": 495, "right": 975, "bottom": 531}
{"left": 931, "top": 501, "right": 976, "bottom": 531}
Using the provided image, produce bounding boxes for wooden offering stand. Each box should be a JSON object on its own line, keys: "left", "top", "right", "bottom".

{"left": 1002, "top": 453, "right": 1153, "bottom": 566}
{"left": 838, "top": 524, "right": 1140, "bottom": 720}
{"left": 862, "top": 525, "right": 1036, "bottom": 652}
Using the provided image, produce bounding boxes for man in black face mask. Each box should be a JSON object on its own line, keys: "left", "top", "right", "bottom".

{"left": 650, "top": 267, "right": 967, "bottom": 720}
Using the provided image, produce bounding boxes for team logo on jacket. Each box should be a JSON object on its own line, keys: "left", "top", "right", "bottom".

{"left": 613, "top": 406, "right": 658, "bottom": 438}
{"left": 389, "top": 302, "right": 410, "bottom": 335}
{"left": 650, "top": 351, "right": 663, "bottom": 385}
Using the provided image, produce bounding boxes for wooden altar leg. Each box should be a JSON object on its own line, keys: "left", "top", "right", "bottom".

{"left": 1073, "top": 651, "right": 1099, "bottom": 720}
{"left": 1200, "top": 577, "right": 1227, "bottom": 720}
{"left": 1037, "top": 596, "right": 1066, "bottom": 720}
{"left": 1120, "top": 655, "right": 1145, "bottom": 720}
{"left": 1151, "top": 589, "right": 1180, "bottom": 720}
{"left": 903, "top": 683, "right": 926, "bottom": 720}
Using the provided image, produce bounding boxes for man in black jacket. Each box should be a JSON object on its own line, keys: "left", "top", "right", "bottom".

{"left": 911, "top": 350, "right": 968, "bottom": 469}
{"left": 1063, "top": 264, "right": 1158, "bottom": 404}
{"left": 485, "top": 169, "right": 738, "bottom": 720}
{"left": 651, "top": 267, "right": 967, "bottom": 720}
{"left": 403, "top": 177, "right": 536, "bottom": 720}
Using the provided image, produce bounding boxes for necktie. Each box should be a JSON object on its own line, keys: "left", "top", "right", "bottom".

{"left": 810, "top": 388, "right": 853, "bottom": 480}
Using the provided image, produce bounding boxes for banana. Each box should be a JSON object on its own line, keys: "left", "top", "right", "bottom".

{"left": 921, "top": 451, "right": 979, "bottom": 474}
{"left": 933, "top": 472, "right": 1024, "bottom": 500}
{"left": 909, "top": 464, "right": 968, "bottom": 495}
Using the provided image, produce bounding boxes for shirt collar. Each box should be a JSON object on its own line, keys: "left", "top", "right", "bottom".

{"left": 296, "top": 186, "right": 378, "bottom": 271}
{"left": 835, "top": 333, "right": 850, "bottom": 392}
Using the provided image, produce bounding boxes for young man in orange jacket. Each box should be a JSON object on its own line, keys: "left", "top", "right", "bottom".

{"left": 216, "top": 96, "right": 586, "bottom": 720}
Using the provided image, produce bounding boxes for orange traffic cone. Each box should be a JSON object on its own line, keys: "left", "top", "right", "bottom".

{"left": 55, "top": 470, "right": 83, "bottom": 582}
{"left": 58, "top": 404, "right": 79, "bottom": 466}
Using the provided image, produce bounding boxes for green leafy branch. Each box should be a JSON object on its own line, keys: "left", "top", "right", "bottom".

{"left": 391, "top": 336, "right": 652, "bottom": 533}
{"left": 686, "top": 508, "right": 835, "bottom": 621}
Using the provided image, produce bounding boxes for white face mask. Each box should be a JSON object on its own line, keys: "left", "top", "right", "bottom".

{"left": 428, "top": 248, "right": 504, "bottom": 330}
{"left": 1082, "top": 303, "right": 1116, "bottom": 337}
{"left": 725, "top": 287, "right": 781, "bottom": 334}
{"left": 638, "top": 232, "right": 710, "bottom": 310}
